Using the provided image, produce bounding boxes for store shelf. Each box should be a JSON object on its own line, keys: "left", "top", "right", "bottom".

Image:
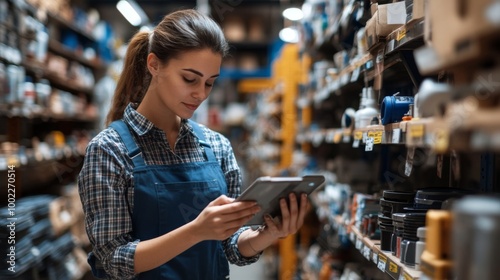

{"left": 48, "top": 40, "right": 105, "bottom": 70}
{"left": 0, "top": 109, "right": 97, "bottom": 123}
{"left": 385, "top": 19, "right": 425, "bottom": 56}
{"left": 342, "top": 219, "right": 422, "bottom": 280}
{"left": 313, "top": 54, "right": 373, "bottom": 103}
{"left": 46, "top": 11, "right": 97, "bottom": 42}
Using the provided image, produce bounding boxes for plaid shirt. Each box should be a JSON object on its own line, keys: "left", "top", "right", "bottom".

{"left": 78, "top": 104, "right": 259, "bottom": 279}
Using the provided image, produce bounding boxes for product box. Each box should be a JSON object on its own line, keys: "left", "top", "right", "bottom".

{"left": 366, "top": 2, "right": 407, "bottom": 49}
{"left": 407, "top": 0, "right": 426, "bottom": 24}
{"left": 427, "top": 0, "right": 500, "bottom": 60}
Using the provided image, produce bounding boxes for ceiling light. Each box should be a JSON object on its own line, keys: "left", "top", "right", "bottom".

{"left": 282, "top": 7, "right": 304, "bottom": 21}
{"left": 116, "top": 0, "right": 148, "bottom": 26}
{"left": 279, "top": 27, "right": 299, "bottom": 43}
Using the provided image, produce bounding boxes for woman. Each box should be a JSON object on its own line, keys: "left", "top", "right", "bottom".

{"left": 78, "top": 9, "right": 309, "bottom": 279}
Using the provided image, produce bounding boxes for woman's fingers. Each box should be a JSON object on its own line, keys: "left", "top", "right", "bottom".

{"left": 296, "top": 193, "right": 309, "bottom": 229}
{"left": 279, "top": 197, "right": 290, "bottom": 232}
{"left": 222, "top": 204, "right": 261, "bottom": 223}
{"left": 288, "top": 193, "right": 299, "bottom": 231}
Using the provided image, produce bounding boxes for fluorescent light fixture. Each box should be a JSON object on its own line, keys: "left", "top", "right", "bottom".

{"left": 282, "top": 7, "right": 304, "bottom": 21}
{"left": 279, "top": 27, "right": 299, "bottom": 43}
{"left": 116, "top": 0, "right": 148, "bottom": 26}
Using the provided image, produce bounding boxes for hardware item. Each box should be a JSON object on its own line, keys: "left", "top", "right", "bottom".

{"left": 452, "top": 196, "right": 500, "bottom": 280}
{"left": 420, "top": 210, "right": 453, "bottom": 280}
{"left": 380, "top": 95, "right": 414, "bottom": 125}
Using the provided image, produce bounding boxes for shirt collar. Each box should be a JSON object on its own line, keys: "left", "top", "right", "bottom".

{"left": 123, "top": 103, "right": 193, "bottom": 138}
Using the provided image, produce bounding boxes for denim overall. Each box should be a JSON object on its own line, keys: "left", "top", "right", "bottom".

{"left": 90, "top": 120, "right": 230, "bottom": 279}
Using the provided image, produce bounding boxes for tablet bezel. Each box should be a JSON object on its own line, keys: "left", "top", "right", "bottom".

{"left": 236, "top": 175, "right": 325, "bottom": 226}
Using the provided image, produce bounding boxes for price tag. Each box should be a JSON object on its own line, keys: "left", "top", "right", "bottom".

{"left": 409, "top": 124, "right": 424, "bottom": 138}
{"left": 389, "top": 261, "right": 399, "bottom": 274}
{"left": 352, "top": 139, "right": 360, "bottom": 148}
{"left": 351, "top": 67, "right": 361, "bottom": 82}
{"left": 434, "top": 129, "right": 449, "bottom": 153}
{"left": 405, "top": 147, "right": 415, "bottom": 177}
{"left": 400, "top": 271, "right": 412, "bottom": 280}
{"left": 372, "top": 252, "right": 378, "bottom": 264}
{"left": 392, "top": 128, "right": 401, "bottom": 143}
{"left": 377, "top": 254, "right": 387, "bottom": 272}
{"left": 332, "top": 80, "right": 340, "bottom": 91}
{"left": 365, "top": 137, "right": 374, "bottom": 151}
{"left": 333, "top": 131, "right": 342, "bottom": 143}
{"left": 343, "top": 134, "right": 351, "bottom": 143}
{"left": 363, "top": 246, "right": 371, "bottom": 260}
{"left": 354, "top": 131, "right": 363, "bottom": 140}
{"left": 368, "top": 131, "right": 383, "bottom": 144}
{"left": 397, "top": 27, "right": 407, "bottom": 41}
{"left": 356, "top": 238, "right": 363, "bottom": 250}
{"left": 340, "top": 73, "right": 350, "bottom": 85}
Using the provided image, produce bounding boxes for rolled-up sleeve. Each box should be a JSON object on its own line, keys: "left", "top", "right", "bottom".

{"left": 78, "top": 136, "right": 138, "bottom": 279}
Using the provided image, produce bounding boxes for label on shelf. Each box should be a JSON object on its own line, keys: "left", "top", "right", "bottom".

{"left": 354, "top": 131, "right": 363, "bottom": 140}
{"left": 351, "top": 67, "right": 361, "bottom": 82}
{"left": 405, "top": 147, "right": 415, "bottom": 176}
{"left": 399, "top": 271, "right": 412, "bottom": 280}
{"left": 365, "top": 137, "right": 374, "bottom": 151}
{"left": 353, "top": 139, "right": 360, "bottom": 148}
{"left": 356, "top": 238, "right": 363, "bottom": 250}
{"left": 363, "top": 246, "right": 371, "bottom": 260}
{"left": 333, "top": 131, "right": 342, "bottom": 144}
{"left": 372, "top": 251, "right": 378, "bottom": 264}
{"left": 392, "top": 128, "right": 401, "bottom": 143}
{"left": 340, "top": 73, "right": 350, "bottom": 86}
{"left": 409, "top": 124, "right": 424, "bottom": 138}
{"left": 397, "top": 27, "right": 407, "bottom": 41}
{"left": 368, "top": 131, "right": 383, "bottom": 144}
{"left": 434, "top": 129, "right": 449, "bottom": 153}
{"left": 377, "top": 254, "right": 387, "bottom": 272}
{"left": 389, "top": 261, "right": 399, "bottom": 274}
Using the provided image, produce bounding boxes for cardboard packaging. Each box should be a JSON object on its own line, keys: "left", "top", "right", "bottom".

{"left": 428, "top": 0, "right": 500, "bottom": 61}
{"left": 365, "top": 2, "right": 407, "bottom": 49}
{"left": 407, "top": 0, "right": 426, "bottom": 24}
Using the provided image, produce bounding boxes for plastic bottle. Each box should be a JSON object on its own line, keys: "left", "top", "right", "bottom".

{"left": 415, "top": 227, "right": 426, "bottom": 270}
{"left": 355, "top": 87, "right": 379, "bottom": 128}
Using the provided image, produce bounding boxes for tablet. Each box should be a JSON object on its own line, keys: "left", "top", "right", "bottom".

{"left": 236, "top": 175, "right": 326, "bottom": 225}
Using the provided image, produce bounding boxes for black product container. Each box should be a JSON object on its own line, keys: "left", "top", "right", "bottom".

{"left": 414, "top": 188, "right": 475, "bottom": 209}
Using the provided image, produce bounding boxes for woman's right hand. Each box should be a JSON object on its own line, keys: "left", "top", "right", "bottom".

{"left": 191, "top": 195, "right": 260, "bottom": 241}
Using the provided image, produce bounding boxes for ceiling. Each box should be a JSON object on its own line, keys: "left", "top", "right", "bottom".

{"left": 75, "top": 0, "right": 304, "bottom": 43}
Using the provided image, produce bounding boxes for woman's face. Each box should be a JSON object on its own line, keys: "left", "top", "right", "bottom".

{"left": 149, "top": 48, "right": 222, "bottom": 120}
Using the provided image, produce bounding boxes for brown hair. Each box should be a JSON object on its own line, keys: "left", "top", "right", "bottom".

{"left": 105, "top": 9, "right": 229, "bottom": 125}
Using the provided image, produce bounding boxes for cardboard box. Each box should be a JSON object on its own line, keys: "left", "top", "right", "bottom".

{"left": 365, "top": 13, "right": 379, "bottom": 49}
{"left": 407, "top": 0, "right": 426, "bottom": 23}
{"left": 366, "top": 2, "right": 407, "bottom": 49}
{"left": 428, "top": 0, "right": 500, "bottom": 59}
{"left": 370, "top": 2, "right": 406, "bottom": 37}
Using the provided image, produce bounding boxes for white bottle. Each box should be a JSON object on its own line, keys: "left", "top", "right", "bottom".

{"left": 355, "top": 87, "right": 379, "bottom": 128}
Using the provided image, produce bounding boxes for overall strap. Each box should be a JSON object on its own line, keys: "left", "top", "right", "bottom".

{"left": 189, "top": 120, "right": 216, "bottom": 162}
{"left": 109, "top": 120, "right": 146, "bottom": 168}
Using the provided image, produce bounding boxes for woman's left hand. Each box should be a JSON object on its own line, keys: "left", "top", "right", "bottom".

{"left": 263, "top": 193, "right": 309, "bottom": 239}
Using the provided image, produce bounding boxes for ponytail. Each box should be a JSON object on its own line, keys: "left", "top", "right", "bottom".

{"left": 105, "top": 31, "right": 151, "bottom": 126}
